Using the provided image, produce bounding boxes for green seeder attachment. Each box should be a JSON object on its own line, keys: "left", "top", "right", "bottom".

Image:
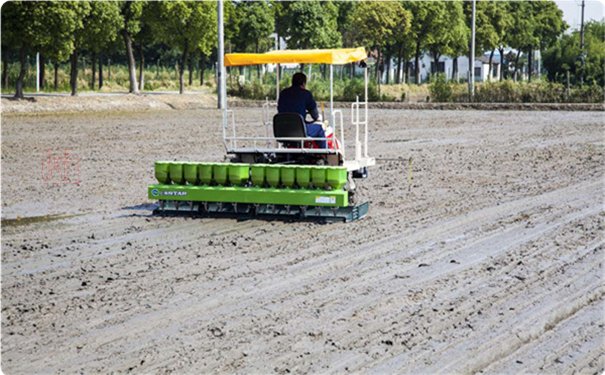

{"left": 149, "top": 161, "right": 368, "bottom": 222}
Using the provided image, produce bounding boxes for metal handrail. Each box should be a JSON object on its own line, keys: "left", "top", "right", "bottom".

{"left": 332, "top": 109, "right": 345, "bottom": 159}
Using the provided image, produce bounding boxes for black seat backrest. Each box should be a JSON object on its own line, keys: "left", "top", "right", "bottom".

{"left": 273, "top": 113, "right": 307, "bottom": 148}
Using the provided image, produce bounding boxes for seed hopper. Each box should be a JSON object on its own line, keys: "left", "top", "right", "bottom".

{"left": 148, "top": 47, "right": 375, "bottom": 222}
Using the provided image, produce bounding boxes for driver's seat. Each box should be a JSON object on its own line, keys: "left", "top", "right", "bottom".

{"left": 273, "top": 113, "right": 307, "bottom": 148}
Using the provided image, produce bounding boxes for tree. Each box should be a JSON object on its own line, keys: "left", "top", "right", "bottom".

{"left": 233, "top": 1, "right": 274, "bottom": 53}
{"left": 506, "top": 0, "right": 566, "bottom": 82}
{"left": 350, "top": 1, "right": 410, "bottom": 84}
{"left": 471, "top": 1, "right": 499, "bottom": 81}
{"left": 506, "top": 1, "right": 537, "bottom": 81}
{"left": 1, "top": 1, "right": 80, "bottom": 98}
{"left": 489, "top": 2, "right": 513, "bottom": 81}
{"left": 135, "top": 4, "right": 156, "bottom": 91}
{"left": 281, "top": 1, "right": 341, "bottom": 50}
{"left": 528, "top": 0, "right": 567, "bottom": 81}
{"left": 232, "top": 1, "right": 274, "bottom": 79}
{"left": 71, "top": 1, "right": 121, "bottom": 94}
{"left": 151, "top": 1, "right": 217, "bottom": 94}
{"left": 424, "top": 1, "right": 467, "bottom": 81}
{"left": 120, "top": 1, "right": 144, "bottom": 94}
{"left": 404, "top": 1, "right": 447, "bottom": 84}
{"left": 543, "top": 20, "right": 604, "bottom": 86}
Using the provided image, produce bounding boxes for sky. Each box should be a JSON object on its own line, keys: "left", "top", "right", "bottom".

{"left": 554, "top": 0, "right": 604, "bottom": 30}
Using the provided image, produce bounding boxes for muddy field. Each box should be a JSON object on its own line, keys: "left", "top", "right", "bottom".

{"left": 1, "top": 108, "right": 604, "bottom": 373}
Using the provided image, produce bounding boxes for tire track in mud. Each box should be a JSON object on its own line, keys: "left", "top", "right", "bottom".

{"left": 237, "top": 189, "right": 603, "bottom": 372}
{"left": 482, "top": 296, "right": 604, "bottom": 374}
{"left": 364, "top": 241, "right": 603, "bottom": 373}
{"left": 13, "top": 179, "right": 600, "bottom": 373}
{"left": 3, "top": 110, "right": 604, "bottom": 373}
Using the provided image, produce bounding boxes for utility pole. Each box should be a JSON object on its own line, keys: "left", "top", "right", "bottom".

{"left": 217, "top": 0, "right": 226, "bottom": 109}
{"left": 579, "top": 0, "right": 585, "bottom": 85}
{"left": 469, "top": 0, "right": 476, "bottom": 100}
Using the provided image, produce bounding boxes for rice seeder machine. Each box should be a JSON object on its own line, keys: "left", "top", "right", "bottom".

{"left": 148, "top": 48, "right": 375, "bottom": 222}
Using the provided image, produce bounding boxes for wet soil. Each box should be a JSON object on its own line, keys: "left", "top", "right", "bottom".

{"left": 1, "top": 108, "right": 604, "bottom": 373}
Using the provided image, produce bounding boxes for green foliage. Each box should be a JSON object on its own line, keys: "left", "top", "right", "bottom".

{"left": 120, "top": 1, "right": 144, "bottom": 36}
{"left": 340, "top": 79, "right": 379, "bottom": 102}
{"left": 428, "top": 80, "right": 604, "bottom": 104}
{"left": 151, "top": 1, "right": 217, "bottom": 54}
{"left": 543, "top": 20, "right": 605, "bottom": 87}
{"left": 281, "top": 1, "right": 341, "bottom": 49}
{"left": 425, "top": 1, "right": 467, "bottom": 63}
{"left": 350, "top": 1, "right": 410, "bottom": 51}
{"left": 428, "top": 73, "right": 452, "bottom": 102}
{"left": 233, "top": 1, "right": 274, "bottom": 53}
{"left": 229, "top": 74, "right": 379, "bottom": 102}
{"left": 79, "top": 2, "right": 121, "bottom": 53}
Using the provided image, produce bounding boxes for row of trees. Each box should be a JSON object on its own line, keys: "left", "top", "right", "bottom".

{"left": 2, "top": 0, "right": 595, "bottom": 99}
{"left": 2, "top": 1, "right": 217, "bottom": 97}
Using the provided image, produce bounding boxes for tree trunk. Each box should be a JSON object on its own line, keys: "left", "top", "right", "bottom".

{"left": 39, "top": 54, "right": 46, "bottom": 90}
{"left": 14, "top": 47, "right": 26, "bottom": 99}
{"left": 70, "top": 50, "right": 78, "bottom": 96}
{"left": 499, "top": 47, "right": 505, "bottom": 81}
{"left": 53, "top": 62, "right": 59, "bottom": 91}
{"left": 99, "top": 55, "right": 103, "bottom": 89}
{"left": 90, "top": 52, "right": 96, "bottom": 90}
{"left": 396, "top": 45, "right": 403, "bottom": 84}
{"left": 452, "top": 56, "right": 458, "bottom": 82}
{"left": 487, "top": 49, "right": 494, "bottom": 81}
{"left": 513, "top": 51, "right": 520, "bottom": 82}
{"left": 138, "top": 46, "right": 145, "bottom": 91}
{"left": 385, "top": 53, "right": 391, "bottom": 84}
{"left": 122, "top": 29, "right": 139, "bottom": 94}
{"left": 414, "top": 41, "right": 421, "bottom": 84}
{"left": 188, "top": 56, "right": 193, "bottom": 86}
{"left": 432, "top": 52, "right": 440, "bottom": 79}
{"left": 374, "top": 52, "right": 380, "bottom": 83}
{"left": 2, "top": 53, "right": 9, "bottom": 90}
{"left": 404, "top": 60, "right": 409, "bottom": 84}
{"left": 199, "top": 55, "right": 205, "bottom": 85}
{"left": 108, "top": 58, "right": 111, "bottom": 80}
{"left": 527, "top": 48, "right": 532, "bottom": 82}
{"left": 179, "top": 43, "right": 189, "bottom": 94}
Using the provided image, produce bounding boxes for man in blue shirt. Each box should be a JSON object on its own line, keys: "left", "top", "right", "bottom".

{"left": 277, "top": 72, "right": 326, "bottom": 148}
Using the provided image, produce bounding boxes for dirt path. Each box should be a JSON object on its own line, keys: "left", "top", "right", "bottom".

{"left": 1, "top": 109, "right": 603, "bottom": 373}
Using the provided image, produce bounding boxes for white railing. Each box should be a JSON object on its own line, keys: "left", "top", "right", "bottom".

{"left": 223, "top": 97, "right": 370, "bottom": 161}
{"left": 332, "top": 109, "right": 345, "bottom": 160}
{"left": 351, "top": 96, "right": 368, "bottom": 161}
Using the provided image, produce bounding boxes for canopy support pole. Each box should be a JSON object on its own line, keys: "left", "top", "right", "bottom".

{"left": 329, "top": 64, "right": 334, "bottom": 126}
{"left": 276, "top": 64, "right": 280, "bottom": 101}
{"left": 364, "top": 65, "right": 368, "bottom": 157}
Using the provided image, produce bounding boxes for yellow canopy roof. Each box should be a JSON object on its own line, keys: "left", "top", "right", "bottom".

{"left": 224, "top": 47, "right": 367, "bottom": 67}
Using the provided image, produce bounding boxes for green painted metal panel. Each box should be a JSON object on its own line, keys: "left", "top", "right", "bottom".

{"left": 184, "top": 163, "right": 198, "bottom": 185}
{"left": 198, "top": 163, "right": 213, "bottom": 185}
{"left": 213, "top": 164, "right": 228, "bottom": 185}
{"left": 326, "top": 167, "right": 347, "bottom": 190}
{"left": 169, "top": 163, "right": 185, "bottom": 185}
{"left": 228, "top": 163, "right": 250, "bottom": 186}
{"left": 266, "top": 166, "right": 280, "bottom": 187}
{"left": 250, "top": 165, "right": 265, "bottom": 187}
{"left": 155, "top": 161, "right": 171, "bottom": 184}
{"left": 281, "top": 166, "right": 295, "bottom": 188}
{"left": 311, "top": 167, "right": 326, "bottom": 189}
{"left": 148, "top": 184, "right": 348, "bottom": 207}
{"left": 295, "top": 167, "right": 311, "bottom": 188}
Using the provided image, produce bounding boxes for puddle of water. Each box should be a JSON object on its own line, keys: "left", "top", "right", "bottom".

{"left": 1, "top": 213, "right": 81, "bottom": 228}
